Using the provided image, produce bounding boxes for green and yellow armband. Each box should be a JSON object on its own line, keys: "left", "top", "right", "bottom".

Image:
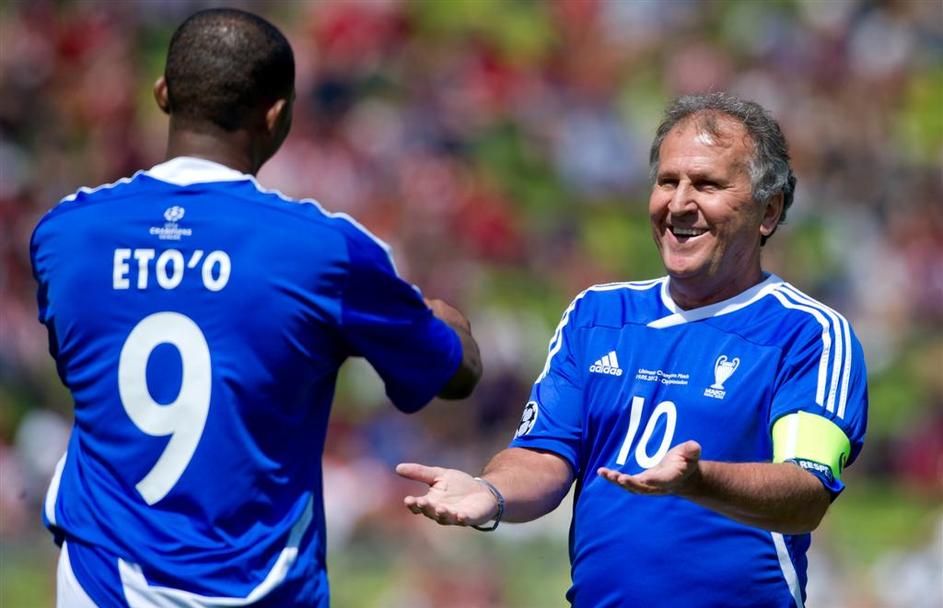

{"left": 772, "top": 411, "right": 851, "bottom": 494}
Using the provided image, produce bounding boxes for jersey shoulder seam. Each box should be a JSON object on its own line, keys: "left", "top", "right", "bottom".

{"left": 700, "top": 318, "right": 791, "bottom": 353}
{"left": 244, "top": 178, "right": 395, "bottom": 266}
{"left": 765, "top": 284, "right": 854, "bottom": 342}
{"left": 36, "top": 174, "right": 148, "bottom": 227}
{"left": 568, "top": 278, "right": 666, "bottom": 329}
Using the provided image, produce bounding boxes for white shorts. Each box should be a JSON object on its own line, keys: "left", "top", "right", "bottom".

{"left": 57, "top": 541, "right": 98, "bottom": 608}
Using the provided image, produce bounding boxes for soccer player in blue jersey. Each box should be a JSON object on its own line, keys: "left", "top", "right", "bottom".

{"left": 31, "top": 9, "right": 481, "bottom": 607}
{"left": 398, "top": 93, "right": 867, "bottom": 607}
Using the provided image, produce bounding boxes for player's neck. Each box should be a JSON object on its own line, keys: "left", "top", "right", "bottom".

{"left": 164, "top": 124, "right": 266, "bottom": 176}
{"left": 668, "top": 266, "right": 765, "bottom": 311}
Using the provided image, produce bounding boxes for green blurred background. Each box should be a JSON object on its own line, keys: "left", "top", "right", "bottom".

{"left": 1, "top": 0, "right": 940, "bottom": 606}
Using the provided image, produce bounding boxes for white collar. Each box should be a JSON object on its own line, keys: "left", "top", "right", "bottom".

{"left": 649, "top": 273, "right": 783, "bottom": 328}
{"left": 145, "top": 156, "right": 252, "bottom": 186}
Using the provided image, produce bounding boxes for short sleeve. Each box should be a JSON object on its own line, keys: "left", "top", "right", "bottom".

{"left": 30, "top": 213, "right": 65, "bottom": 370}
{"left": 339, "top": 228, "right": 461, "bottom": 413}
{"left": 769, "top": 316, "right": 868, "bottom": 493}
{"left": 509, "top": 297, "right": 585, "bottom": 474}
{"left": 31, "top": 229, "right": 50, "bottom": 324}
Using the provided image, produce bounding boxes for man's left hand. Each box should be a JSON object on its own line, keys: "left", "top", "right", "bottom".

{"left": 598, "top": 440, "right": 702, "bottom": 496}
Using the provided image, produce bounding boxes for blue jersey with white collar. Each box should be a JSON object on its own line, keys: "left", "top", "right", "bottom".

{"left": 510, "top": 275, "right": 867, "bottom": 608}
{"left": 31, "top": 157, "right": 462, "bottom": 607}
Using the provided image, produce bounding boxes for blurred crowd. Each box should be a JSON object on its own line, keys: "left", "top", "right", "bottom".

{"left": 1, "top": 1, "right": 941, "bottom": 606}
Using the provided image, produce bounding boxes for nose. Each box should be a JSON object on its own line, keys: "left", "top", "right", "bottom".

{"left": 667, "top": 182, "right": 697, "bottom": 216}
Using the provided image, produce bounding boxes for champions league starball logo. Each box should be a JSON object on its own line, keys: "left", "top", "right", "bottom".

{"left": 515, "top": 401, "right": 539, "bottom": 438}
{"left": 151, "top": 206, "right": 192, "bottom": 240}
{"left": 704, "top": 355, "right": 739, "bottom": 399}
{"left": 164, "top": 206, "right": 185, "bottom": 222}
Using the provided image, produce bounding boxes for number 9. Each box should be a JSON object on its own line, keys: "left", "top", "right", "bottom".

{"left": 118, "top": 312, "right": 211, "bottom": 505}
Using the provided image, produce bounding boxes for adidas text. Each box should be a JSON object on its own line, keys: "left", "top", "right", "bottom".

{"left": 589, "top": 364, "right": 623, "bottom": 376}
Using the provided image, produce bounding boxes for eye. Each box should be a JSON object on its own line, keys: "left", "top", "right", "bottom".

{"left": 695, "top": 180, "right": 720, "bottom": 191}
{"left": 657, "top": 177, "right": 678, "bottom": 187}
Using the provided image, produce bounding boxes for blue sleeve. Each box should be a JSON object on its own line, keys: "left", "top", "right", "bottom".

{"left": 30, "top": 214, "right": 64, "bottom": 375}
{"left": 339, "top": 226, "right": 462, "bottom": 413}
{"left": 509, "top": 296, "right": 585, "bottom": 474}
{"left": 770, "top": 319, "right": 868, "bottom": 492}
{"left": 30, "top": 220, "right": 50, "bottom": 324}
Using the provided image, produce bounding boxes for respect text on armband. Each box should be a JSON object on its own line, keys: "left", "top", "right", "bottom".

{"left": 787, "top": 458, "right": 836, "bottom": 484}
{"left": 113, "top": 248, "right": 231, "bottom": 291}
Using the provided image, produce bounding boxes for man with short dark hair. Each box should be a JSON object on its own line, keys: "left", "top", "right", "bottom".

{"left": 32, "top": 8, "right": 481, "bottom": 606}
{"left": 398, "top": 93, "right": 867, "bottom": 607}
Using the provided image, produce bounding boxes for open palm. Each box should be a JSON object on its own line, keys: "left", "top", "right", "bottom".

{"left": 598, "top": 440, "right": 702, "bottom": 496}
{"left": 396, "top": 463, "right": 498, "bottom": 526}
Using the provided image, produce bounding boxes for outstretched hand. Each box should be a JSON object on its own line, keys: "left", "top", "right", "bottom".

{"left": 395, "top": 463, "right": 498, "bottom": 527}
{"left": 598, "top": 440, "right": 702, "bottom": 496}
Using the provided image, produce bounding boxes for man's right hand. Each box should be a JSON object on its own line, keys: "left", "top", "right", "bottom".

{"left": 425, "top": 298, "right": 471, "bottom": 334}
{"left": 395, "top": 463, "right": 498, "bottom": 527}
{"left": 425, "top": 298, "right": 482, "bottom": 399}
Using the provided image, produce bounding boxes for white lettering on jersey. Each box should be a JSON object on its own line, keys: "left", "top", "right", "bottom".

{"left": 114, "top": 249, "right": 132, "bottom": 289}
{"left": 112, "top": 248, "right": 231, "bottom": 291}
{"left": 634, "top": 368, "right": 689, "bottom": 386}
{"left": 202, "top": 250, "right": 231, "bottom": 292}
{"left": 133, "top": 249, "right": 155, "bottom": 289}
{"left": 156, "top": 250, "right": 184, "bottom": 289}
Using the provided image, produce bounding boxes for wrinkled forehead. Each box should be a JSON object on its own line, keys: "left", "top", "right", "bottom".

{"left": 672, "top": 111, "right": 754, "bottom": 154}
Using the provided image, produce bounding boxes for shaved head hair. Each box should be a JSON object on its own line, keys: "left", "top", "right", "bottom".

{"left": 164, "top": 8, "right": 294, "bottom": 131}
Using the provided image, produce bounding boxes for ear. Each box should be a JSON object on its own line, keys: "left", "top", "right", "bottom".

{"left": 759, "top": 192, "right": 784, "bottom": 237}
{"left": 153, "top": 77, "right": 171, "bottom": 115}
{"left": 265, "top": 98, "right": 289, "bottom": 135}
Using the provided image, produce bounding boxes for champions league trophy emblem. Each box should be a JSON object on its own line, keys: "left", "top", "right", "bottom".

{"left": 711, "top": 355, "right": 740, "bottom": 390}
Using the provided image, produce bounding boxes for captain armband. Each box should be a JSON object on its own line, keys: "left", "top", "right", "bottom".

{"left": 772, "top": 411, "right": 852, "bottom": 496}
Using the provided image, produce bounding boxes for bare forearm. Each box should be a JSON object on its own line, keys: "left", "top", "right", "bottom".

{"left": 680, "top": 461, "right": 830, "bottom": 534}
{"left": 481, "top": 448, "right": 573, "bottom": 523}
{"left": 441, "top": 321, "right": 482, "bottom": 399}
{"left": 426, "top": 298, "right": 482, "bottom": 399}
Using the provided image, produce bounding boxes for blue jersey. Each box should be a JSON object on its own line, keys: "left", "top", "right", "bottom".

{"left": 30, "top": 157, "right": 462, "bottom": 607}
{"left": 509, "top": 275, "right": 867, "bottom": 608}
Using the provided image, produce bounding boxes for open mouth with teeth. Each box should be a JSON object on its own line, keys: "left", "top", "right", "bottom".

{"left": 670, "top": 226, "right": 709, "bottom": 239}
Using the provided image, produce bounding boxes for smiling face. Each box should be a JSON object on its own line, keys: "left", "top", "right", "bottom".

{"left": 649, "top": 114, "right": 782, "bottom": 309}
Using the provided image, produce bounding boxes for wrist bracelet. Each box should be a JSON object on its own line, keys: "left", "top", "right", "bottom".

{"left": 471, "top": 477, "right": 505, "bottom": 532}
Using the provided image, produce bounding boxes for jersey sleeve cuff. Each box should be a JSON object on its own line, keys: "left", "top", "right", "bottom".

{"left": 784, "top": 458, "right": 845, "bottom": 499}
{"left": 385, "top": 320, "right": 463, "bottom": 413}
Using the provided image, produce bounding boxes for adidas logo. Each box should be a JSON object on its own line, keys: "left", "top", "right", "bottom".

{"left": 589, "top": 350, "right": 623, "bottom": 376}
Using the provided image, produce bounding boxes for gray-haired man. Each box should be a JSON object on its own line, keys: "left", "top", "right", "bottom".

{"left": 397, "top": 93, "right": 868, "bottom": 607}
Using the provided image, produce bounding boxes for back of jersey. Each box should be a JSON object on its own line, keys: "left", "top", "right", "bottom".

{"left": 31, "top": 157, "right": 460, "bottom": 604}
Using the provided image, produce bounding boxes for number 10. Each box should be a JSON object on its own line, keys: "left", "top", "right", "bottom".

{"left": 615, "top": 396, "right": 677, "bottom": 469}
